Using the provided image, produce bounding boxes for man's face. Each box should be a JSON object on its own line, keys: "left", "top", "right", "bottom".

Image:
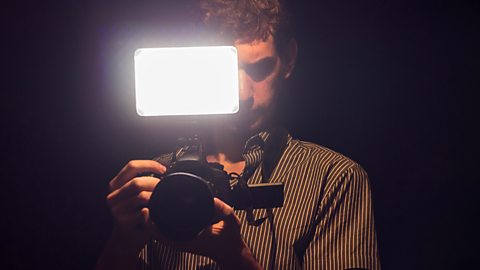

{"left": 229, "top": 35, "right": 287, "bottom": 134}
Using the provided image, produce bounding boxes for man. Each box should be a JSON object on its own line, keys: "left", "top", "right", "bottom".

{"left": 96, "top": 0, "right": 380, "bottom": 269}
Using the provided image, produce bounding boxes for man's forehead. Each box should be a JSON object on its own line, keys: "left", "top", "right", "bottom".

{"left": 234, "top": 35, "right": 277, "bottom": 64}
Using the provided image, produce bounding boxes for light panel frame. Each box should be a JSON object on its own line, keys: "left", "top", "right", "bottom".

{"left": 134, "top": 46, "right": 239, "bottom": 116}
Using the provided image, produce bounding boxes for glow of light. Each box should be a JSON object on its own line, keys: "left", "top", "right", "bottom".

{"left": 134, "top": 46, "right": 239, "bottom": 116}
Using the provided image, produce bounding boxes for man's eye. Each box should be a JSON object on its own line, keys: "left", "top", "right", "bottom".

{"left": 244, "top": 58, "right": 275, "bottom": 82}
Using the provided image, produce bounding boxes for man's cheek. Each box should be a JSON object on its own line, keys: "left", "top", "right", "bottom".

{"left": 256, "top": 80, "right": 275, "bottom": 97}
{"left": 261, "top": 85, "right": 276, "bottom": 105}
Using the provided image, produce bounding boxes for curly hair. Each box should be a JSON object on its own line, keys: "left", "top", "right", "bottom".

{"left": 195, "top": 0, "right": 293, "bottom": 55}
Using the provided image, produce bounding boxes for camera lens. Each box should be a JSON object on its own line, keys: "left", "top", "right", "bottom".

{"left": 149, "top": 172, "right": 214, "bottom": 241}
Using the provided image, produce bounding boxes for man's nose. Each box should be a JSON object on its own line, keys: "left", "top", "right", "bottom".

{"left": 238, "top": 69, "right": 253, "bottom": 102}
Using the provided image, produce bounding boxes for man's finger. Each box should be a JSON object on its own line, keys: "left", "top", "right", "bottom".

{"left": 109, "top": 160, "right": 166, "bottom": 191}
{"left": 110, "top": 190, "right": 153, "bottom": 217}
{"left": 107, "top": 176, "right": 160, "bottom": 206}
{"left": 212, "top": 198, "right": 239, "bottom": 227}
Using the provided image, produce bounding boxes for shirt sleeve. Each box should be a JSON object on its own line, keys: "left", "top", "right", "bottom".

{"left": 303, "top": 164, "right": 381, "bottom": 270}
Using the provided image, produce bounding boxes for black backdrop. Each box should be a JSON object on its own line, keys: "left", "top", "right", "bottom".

{"left": 1, "top": 1, "right": 477, "bottom": 269}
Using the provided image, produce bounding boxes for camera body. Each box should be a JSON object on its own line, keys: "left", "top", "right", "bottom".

{"left": 148, "top": 136, "right": 284, "bottom": 241}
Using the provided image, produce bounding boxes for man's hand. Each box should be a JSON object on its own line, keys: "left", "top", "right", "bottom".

{"left": 96, "top": 160, "right": 166, "bottom": 270}
{"left": 157, "top": 198, "right": 261, "bottom": 270}
{"left": 106, "top": 160, "right": 166, "bottom": 250}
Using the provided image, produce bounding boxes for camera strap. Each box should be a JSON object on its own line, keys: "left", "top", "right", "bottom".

{"left": 241, "top": 126, "right": 289, "bottom": 184}
{"left": 261, "top": 126, "right": 289, "bottom": 182}
{"left": 239, "top": 126, "right": 289, "bottom": 226}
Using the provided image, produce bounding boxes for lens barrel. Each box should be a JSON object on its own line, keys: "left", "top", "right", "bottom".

{"left": 149, "top": 172, "right": 214, "bottom": 241}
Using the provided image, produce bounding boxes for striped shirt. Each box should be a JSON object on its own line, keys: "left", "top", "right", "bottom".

{"left": 140, "top": 131, "right": 380, "bottom": 269}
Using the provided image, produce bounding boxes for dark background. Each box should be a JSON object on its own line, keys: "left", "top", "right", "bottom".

{"left": 1, "top": 0, "right": 477, "bottom": 269}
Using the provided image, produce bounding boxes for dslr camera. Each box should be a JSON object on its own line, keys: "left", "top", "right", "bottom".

{"left": 148, "top": 136, "right": 284, "bottom": 241}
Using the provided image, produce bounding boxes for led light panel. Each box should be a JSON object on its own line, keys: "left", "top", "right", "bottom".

{"left": 134, "top": 46, "right": 239, "bottom": 116}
